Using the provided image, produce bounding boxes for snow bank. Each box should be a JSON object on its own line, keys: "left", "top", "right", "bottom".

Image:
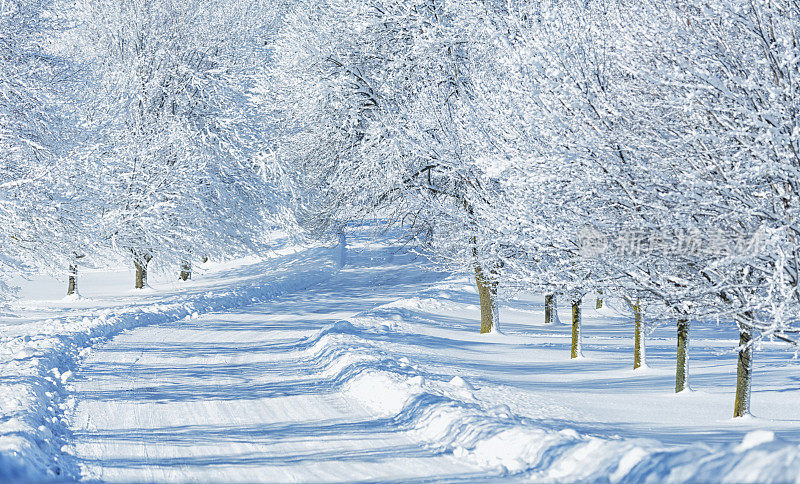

{"left": 294, "top": 300, "right": 800, "bottom": 483}
{"left": 0, "top": 245, "right": 338, "bottom": 481}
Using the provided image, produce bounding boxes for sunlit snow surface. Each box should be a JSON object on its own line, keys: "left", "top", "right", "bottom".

{"left": 0, "top": 244, "right": 339, "bottom": 481}
{"left": 3, "top": 240, "right": 800, "bottom": 482}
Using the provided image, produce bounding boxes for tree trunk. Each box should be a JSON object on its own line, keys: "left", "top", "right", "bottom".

{"left": 633, "top": 299, "right": 645, "bottom": 369}
{"left": 135, "top": 261, "right": 146, "bottom": 289}
{"left": 337, "top": 226, "right": 347, "bottom": 267}
{"left": 733, "top": 328, "right": 753, "bottom": 418}
{"left": 179, "top": 260, "right": 191, "bottom": 281}
{"left": 571, "top": 298, "right": 582, "bottom": 358}
{"left": 596, "top": 290, "right": 603, "bottom": 309}
{"left": 675, "top": 319, "right": 690, "bottom": 392}
{"left": 134, "top": 255, "right": 151, "bottom": 289}
{"left": 475, "top": 264, "right": 498, "bottom": 334}
{"left": 67, "top": 263, "right": 78, "bottom": 296}
{"left": 545, "top": 294, "right": 556, "bottom": 324}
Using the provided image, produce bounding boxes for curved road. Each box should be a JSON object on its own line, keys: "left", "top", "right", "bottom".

{"left": 68, "top": 253, "right": 483, "bottom": 482}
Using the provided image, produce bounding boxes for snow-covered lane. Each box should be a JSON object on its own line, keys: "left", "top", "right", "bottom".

{"left": 0, "top": 245, "right": 342, "bottom": 481}
{"left": 68, "top": 254, "right": 487, "bottom": 482}
{"left": 63, "top": 243, "right": 800, "bottom": 483}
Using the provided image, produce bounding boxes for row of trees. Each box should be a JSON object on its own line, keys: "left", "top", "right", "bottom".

{"left": 1, "top": 0, "right": 286, "bottom": 295}
{"left": 4, "top": 0, "right": 798, "bottom": 419}
{"left": 263, "top": 0, "right": 800, "bottom": 418}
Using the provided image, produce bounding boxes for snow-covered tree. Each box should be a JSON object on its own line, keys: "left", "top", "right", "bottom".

{"left": 0, "top": 0, "right": 80, "bottom": 299}
{"left": 262, "top": 0, "right": 800, "bottom": 416}
{"left": 512, "top": 0, "right": 800, "bottom": 412}
{"left": 266, "top": 0, "right": 509, "bottom": 333}
{"left": 636, "top": 0, "right": 800, "bottom": 417}
{"left": 444, "top": 0, "right": 629, "bottom": 351}
{"left": 72, "top": 0, "right": 283, "bottom": 287}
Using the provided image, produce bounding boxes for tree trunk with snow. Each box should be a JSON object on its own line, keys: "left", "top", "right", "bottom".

{"left": 633, "top": 299, "right": 645, "bottom": 369}
{"left": 179, "top": 260, "right": 191, "bottom": 281}
{"left": 733, "top": 327, "right": 753, "bottom": 418}
{"left": 475, "top": 264, "right": 498, "bottom": 334}
{"left": 545, "top": 294, "right": 556, "bottom": 324}
{"left": 596, "top": 290, "right": 603, "bottom": 309}
{"left": 67, "top": 262, "right": 78, "bottom": 296}
{"left": 571, "top": 298, "right": 582, "bottom": 358}
{"left": 337, "top": 226, "right": 347, "bottom": 267}
{"left": 675, "top": 319, "right": 689, "bottom": 392}
{"left": 134, "top": 253, "right": 152, "bottom": 289}
{"left": 67, "top": 253, "right": 84, "bottom": 296}
{"left": 135, "top": 261, "right": 146, "bottom": 289}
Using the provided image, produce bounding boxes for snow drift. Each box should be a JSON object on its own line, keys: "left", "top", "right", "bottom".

{"left": 290, "top": 297, "right": 800, "bottom": 483}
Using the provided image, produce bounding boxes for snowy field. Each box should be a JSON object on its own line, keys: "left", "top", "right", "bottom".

{"left": 2, "top": 240, "right": 800, "bottom": 482}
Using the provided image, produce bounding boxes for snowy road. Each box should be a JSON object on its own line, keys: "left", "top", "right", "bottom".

{"left": 61, "top": 244, "right": 800, "bottom": 482}
{"left": 69, "top": 253, "right": 486, "bottom": 482}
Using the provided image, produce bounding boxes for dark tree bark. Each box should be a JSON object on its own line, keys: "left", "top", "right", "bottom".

{"left": 571, "top": 299, "right": 582, "bottom": 358}
{"left": 67, "top": 253, "right": 85, "bottom": 296}
{"left": 475, "top": 264, "right": 498, "bottom": 334}
{"left": 134, "top": 252, "right": 152, "bottom": 289}
{"left": 545, "top": 294, "right": 556, "bottom": 324}
{"left": 675, "top": 319, "right": 690, "bottom": 392}
{"left": 67, "top": 263, "right": 78, "bottom": 296}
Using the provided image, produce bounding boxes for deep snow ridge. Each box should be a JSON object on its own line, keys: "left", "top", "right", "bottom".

{"left": 297, "top": 291, "right": 800, "bottom": 483}
{"left": 0, "top": 246, "right": 339, "bottom": 481}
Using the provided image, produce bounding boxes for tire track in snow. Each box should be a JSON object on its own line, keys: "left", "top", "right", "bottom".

{"left": 67, "top": 254, "right": 488, "bottom": 482}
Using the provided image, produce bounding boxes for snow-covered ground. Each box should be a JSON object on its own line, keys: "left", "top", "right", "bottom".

{"left": 0, "top": 244, "right": 339, "bottom": 481}
{"left": 3, "top": 239, "right": 800, "bottom": 482}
